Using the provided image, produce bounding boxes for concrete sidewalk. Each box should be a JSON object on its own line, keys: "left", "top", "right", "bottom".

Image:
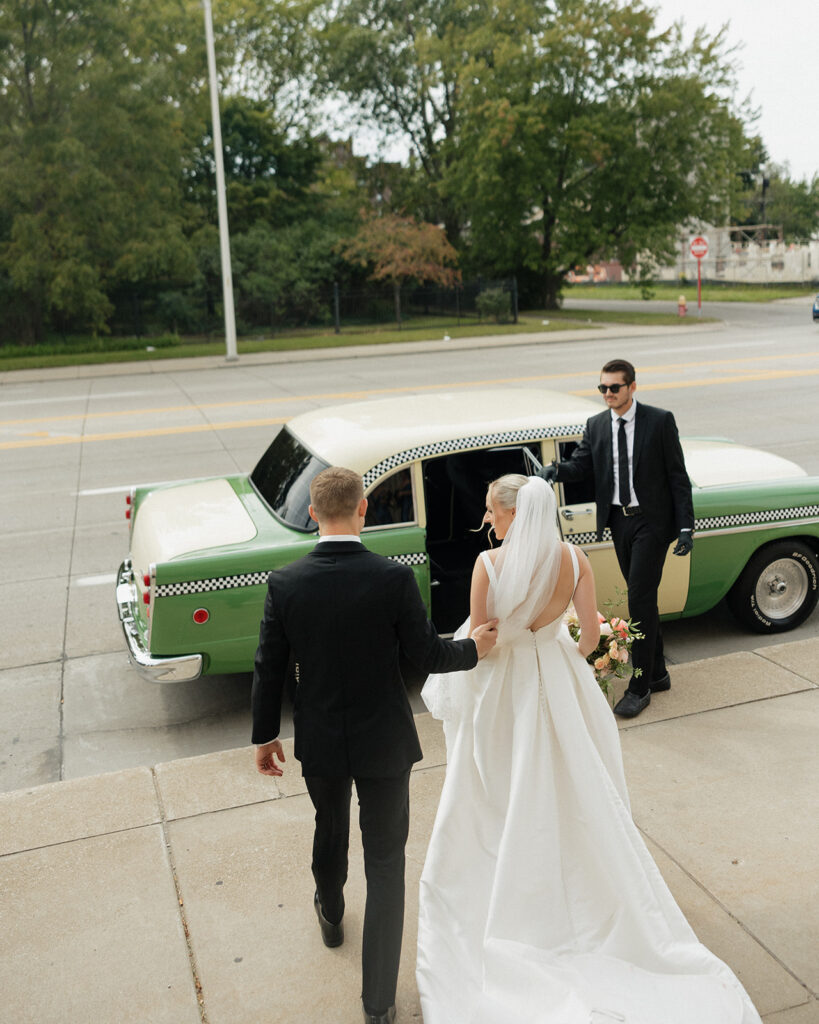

{"left": 2, "top": 637, "right": 818, "bottom": 1024}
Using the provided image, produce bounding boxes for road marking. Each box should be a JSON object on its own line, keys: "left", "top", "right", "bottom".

{"left": 2, "top": 350, "right": 818, "bottom": 428}
{"left": 2, "top": 359, "right": 819, "bottom": 450}
{"left": 74, "top": 573, "right": 118, "bottom": 587}
{"left": 0, "top": 417, "right": 288, "bottom": 450}
{"left": 78, "top": 483, "right": 165, "bottom": 496}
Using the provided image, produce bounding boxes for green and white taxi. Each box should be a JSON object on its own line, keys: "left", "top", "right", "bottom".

{"left": 116, "top": 389, "right": 819, "bottom": 682}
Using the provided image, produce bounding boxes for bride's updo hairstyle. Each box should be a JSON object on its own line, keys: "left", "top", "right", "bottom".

{"left": 487, "top": 474, "right": 563, "bottom": 638}
{"left": 488, "top": 473, "right": 528, "bottom": 511}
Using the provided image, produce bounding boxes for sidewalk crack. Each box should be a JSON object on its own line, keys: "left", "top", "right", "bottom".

{"left": 151, "top": 768, "right": 209, "bottom": 1023}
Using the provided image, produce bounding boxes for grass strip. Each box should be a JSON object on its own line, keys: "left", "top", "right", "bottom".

{"left": 565, "top": 283, "right": 815, "bottom": 303}
{"left": 0, "top": 305, "right": 718, "bottom": 373}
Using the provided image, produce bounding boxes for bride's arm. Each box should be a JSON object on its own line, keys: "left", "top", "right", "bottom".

{"left": 572, "top": 547, "right": 601, "bottom": 658}
{"left": 468, "top": 554, "right": 490, "bottom": 631}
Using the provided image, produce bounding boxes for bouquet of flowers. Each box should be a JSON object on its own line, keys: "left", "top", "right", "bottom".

{"left": 563, "top": 601, "right": 644, "bottom": 699}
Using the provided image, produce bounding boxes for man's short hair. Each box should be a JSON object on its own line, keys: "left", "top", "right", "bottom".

{"left": 601, "top": 358, "right": 636, "bottom": 385}
{"left": 310, "top": 466, "right": 364, "bottom": 520}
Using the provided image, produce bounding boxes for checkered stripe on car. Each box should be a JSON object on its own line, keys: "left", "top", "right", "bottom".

{"left": 388, "top": 553, "right": 428, "bottom": 566}
{"left": 155, "top": 554, "right": 427, "bottom": 597}
{"left": 565, "top": 529, "right": 612, "bottom": 545}
{"left": 156, "top": 572, "right": 270, "bottom": 597}
{"left": 694, "top": 504, "right": 819, "bottom": 531}
{"left": 362, "top": 425, "right": 585, "bottom": 488}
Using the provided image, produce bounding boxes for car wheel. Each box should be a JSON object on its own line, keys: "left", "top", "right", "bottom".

{"left": 728, "top": 540, "right": 819, "bottom": 633}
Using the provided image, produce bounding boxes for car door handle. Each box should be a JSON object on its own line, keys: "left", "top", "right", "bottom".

{"left": 561, "top": 507, "right": 594, "bottom": 520}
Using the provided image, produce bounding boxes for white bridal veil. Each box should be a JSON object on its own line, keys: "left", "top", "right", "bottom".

{"left": 488, "top": 475, "right": 563, "bottom": 640}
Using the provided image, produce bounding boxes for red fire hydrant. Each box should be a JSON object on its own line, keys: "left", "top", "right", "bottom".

{"left": 677, "top": 294, "right": 687, "bottom": 317}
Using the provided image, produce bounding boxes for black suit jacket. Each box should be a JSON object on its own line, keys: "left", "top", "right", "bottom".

{"left": 555, "top": 402, "right": 694, "bottom": 543}
{"left": 251, "top": 541, "right": 478, "bottom": 778}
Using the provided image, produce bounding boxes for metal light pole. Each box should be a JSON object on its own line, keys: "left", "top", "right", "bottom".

{"left": 202, "top": 0, "right": 238, "bottom": 362}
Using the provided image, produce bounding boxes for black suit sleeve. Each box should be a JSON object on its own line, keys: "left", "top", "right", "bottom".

{"left": 661, "top": 411, "right": 695, "bottom": 532}
{"left": 250, "top": 581, "right": 291, "bottom": 744}
{"left": 554, "top": 419, "right": 596, "bottom": 483}
{"left": 395, "top": 569, "right": 478, "bottom": 676}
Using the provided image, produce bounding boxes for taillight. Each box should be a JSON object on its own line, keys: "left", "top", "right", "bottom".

{"left": 193, "top": 608, "right": 209, "bottom": 624}
{"left": 143, "top": 574, "right": 150, "bottom": 588}
{"left": 143, "top": 591, "right": 150, "bottom": 604}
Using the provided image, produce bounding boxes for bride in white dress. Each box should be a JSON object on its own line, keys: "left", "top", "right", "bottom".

{"left": 417, "top": 474, "right": 761, "bottom": 1024}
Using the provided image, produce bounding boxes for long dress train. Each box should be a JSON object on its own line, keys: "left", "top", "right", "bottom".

{"left": 417, "top": 547, "right": 761, "bottom": 1024}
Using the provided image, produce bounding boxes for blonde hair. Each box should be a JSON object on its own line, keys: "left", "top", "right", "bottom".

{"left": 310, "top": 466, "right": 364, "bottom": 520}
{"left": 488, "top": 473, "right": 529, "bottom": 511}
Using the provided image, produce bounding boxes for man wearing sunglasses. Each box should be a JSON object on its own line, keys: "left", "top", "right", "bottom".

{"left": 538, "top": 358, "right": 694, "bottom": 717}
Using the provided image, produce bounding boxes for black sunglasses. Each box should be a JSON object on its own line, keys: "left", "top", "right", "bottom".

{"left": 597, "top": 383, "right": 627, "bottom": 394}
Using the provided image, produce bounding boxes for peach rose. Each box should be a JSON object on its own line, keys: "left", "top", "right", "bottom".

{"left": 594, "top": 654, "right": 611, "bottom": 672}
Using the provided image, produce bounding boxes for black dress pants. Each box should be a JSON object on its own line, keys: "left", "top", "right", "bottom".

{"left": 304, "top": 770, "right": 411, "bottom": 1016}
{"left": 608, "top": 508, "right": 669, "bottom": 695}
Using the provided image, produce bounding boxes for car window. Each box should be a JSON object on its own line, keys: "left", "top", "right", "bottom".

{"left": 364, "top": 468, "right": 415, "bottom": 528}
{"left": 249, "top": 427, "right": 328, "bottom": 532}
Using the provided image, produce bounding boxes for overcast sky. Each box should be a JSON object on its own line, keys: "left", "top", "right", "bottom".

{"left": 651, "top": 0, "right": 817, "bottom": 182}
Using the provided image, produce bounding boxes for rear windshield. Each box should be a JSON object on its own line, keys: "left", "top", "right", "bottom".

{"left": 250, "top": 427, "right": 327, "bottom": 532}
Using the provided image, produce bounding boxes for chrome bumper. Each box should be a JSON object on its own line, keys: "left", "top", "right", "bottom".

{"left": 116, "top": 561, "right": 203, "bottom": 683}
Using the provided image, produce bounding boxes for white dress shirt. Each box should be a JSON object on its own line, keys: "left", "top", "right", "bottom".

{"left": 610, "top": 399, "right": 638, "bottom": 507}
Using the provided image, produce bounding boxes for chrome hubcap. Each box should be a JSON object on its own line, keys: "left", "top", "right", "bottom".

{"left": 755, "top": 558, "right": 809, "bottom": 619}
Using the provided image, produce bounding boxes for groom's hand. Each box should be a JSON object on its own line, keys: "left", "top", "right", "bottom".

{"left": 672, "top": 530, "right": 693, "bottom": 557}
{"left": 471, "top": 619, "right": 499, "bottom": 659}
{"left": 536, "top": 464, "right": 557, "bottom": 484}
{"left": 255, "top": 739, "right": 285, "bottom": 777}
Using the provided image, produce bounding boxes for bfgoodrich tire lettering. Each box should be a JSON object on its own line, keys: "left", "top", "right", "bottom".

{"left": 728, "top": 540, "right": 819, "bottom": 633}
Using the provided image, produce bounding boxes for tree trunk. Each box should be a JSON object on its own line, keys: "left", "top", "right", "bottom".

{"left": 542, "top": 271, "right": 562, "bottom": 310}
{"left": 393, "top": 281, "right": 402, "bottom": 328}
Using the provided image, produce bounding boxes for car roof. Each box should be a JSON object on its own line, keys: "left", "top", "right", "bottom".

{"left": 290, "top": 388, "right": 600, "bottom": 476}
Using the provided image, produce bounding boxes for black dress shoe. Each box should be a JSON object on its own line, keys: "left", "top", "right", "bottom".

{"left": 650, "top": 671, "right": 671, "bottom": 693}
{"left": 314, "top": 892, "right": 343, "bottom": 947}
{"left": 613, "top": 690, "right": 651, "bottom": 718}
{"left": 362, "top": 1006, "right": 396, "bottom": 1024}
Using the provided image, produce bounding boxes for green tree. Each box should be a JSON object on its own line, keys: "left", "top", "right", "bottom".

{"left": 0, "top": 0, "right": 200, "bottom": 341}
{"left": 449, "top": 0, "right": 747, "bottom": 305}
{"left": 732, "top": 151, "right": 819, "bottom": 243}
{"left": 315, "top": 0, "right": 483, "bottom": 244}
{"left": 185, "top": 96, "right": 327, "bottom": 235}
{"left": 315, "top": 0, "right": 754, "bottom": 307}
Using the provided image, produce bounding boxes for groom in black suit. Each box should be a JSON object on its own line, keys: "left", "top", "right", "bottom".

{"left": 540, "top": 358, "right": 694, "bottom": 718}
{"left": 252, "top": 466, "right": 497, "bottom": 1024}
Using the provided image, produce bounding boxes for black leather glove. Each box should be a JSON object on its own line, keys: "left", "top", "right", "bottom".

{"left": 536, "top": 464, "right": 557, "bottom": 484}
{"left": 672, "top": 531, "right": 693, "bottom": 556}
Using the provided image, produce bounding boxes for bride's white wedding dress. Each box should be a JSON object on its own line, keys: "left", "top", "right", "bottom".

{"left": 417, "top": 480, "right": 761, "bottom": 1024}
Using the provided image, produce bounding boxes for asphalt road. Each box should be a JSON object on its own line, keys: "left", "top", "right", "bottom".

{"left": 2, "top": 301, "right": 818, "bottom": 793}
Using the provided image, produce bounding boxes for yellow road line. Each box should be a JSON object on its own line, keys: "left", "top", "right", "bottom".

{"left": 2, "top": 363, "right": 817, "bottom": 450}
{"left": 0, "top": 417, "right": 288, "bottom": 450}
{"left": 573, "top": 366, "right": 819, "bottom": 396}
{"left": 2, "top": 349, "right": 818, "bottom": 428}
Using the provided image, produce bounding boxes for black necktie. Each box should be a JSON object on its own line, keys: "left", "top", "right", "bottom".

{"left": 618, "top": 418, "right": 630, "bottom": 506}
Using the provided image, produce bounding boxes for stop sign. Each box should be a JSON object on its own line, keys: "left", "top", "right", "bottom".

{"left": 690, "top": 236, "right": 709, "bottom": 259}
